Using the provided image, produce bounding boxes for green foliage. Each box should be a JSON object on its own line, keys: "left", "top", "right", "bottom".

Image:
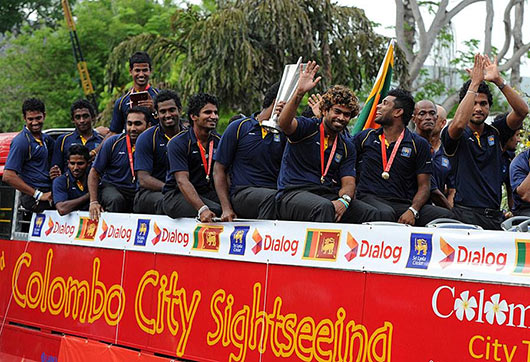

{"left": 0, "top": 0, "right": 178, "bottom": 132}
{"left": 0, "top": 0, "right": 66, "bottom": 34}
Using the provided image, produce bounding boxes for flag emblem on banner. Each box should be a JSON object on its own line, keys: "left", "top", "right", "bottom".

{"left": 151, "top": 222, "right": 162, "bottom": 245}
{"left": 303, "top": 229, "right": 341, "bottom": 261}
{"left": 514, "top": 239, "right": 530, "bottom": 274}
{"left": 45, "top": 217, "right": 54, "bottom": 236}
{"left": 193, "top": 225, "right": 224, "bottom": 252}
{"left": 406, "top": 233, "right": 433, "bottom": 269}
{"left": 439, "top": 237, "right": 455, "bottom": 268}
{"left": 351, "top": 39, "right": 394, "bottom": 135}
{"left": 134, "top": 219, "right": 150, "bottom": 246}
{"left": 229, "top": 226, "right": 249, "bottom": 255}
{"left": 252, "top": 229, "right": 263, "bottom": 255}
{"left": 75, "top": 217, "right": 98, "bottom": 241}
{"left": 344, "top": 232, "right": 359, "bottom": 261}
{"left": 32, "top": 214, "right": 46, "bottom": 237}
{"left": 99, "top": 219, "right": 108, "bottom": 241}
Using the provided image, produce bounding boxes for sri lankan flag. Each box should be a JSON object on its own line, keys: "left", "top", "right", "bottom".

{"left": 303, "top": 229, "right": 341, "bottom": 261}
{"left": 75, "top": 217, "right": 98, "bottom": 241}
{"left": 514, "top": 239, "right": 530, "bottom": 274}
{"left": 193, "top": 224, "right": 224, "bottom": 252}
{"left": 351, "top": 39, "right": 395, "bottom": 135}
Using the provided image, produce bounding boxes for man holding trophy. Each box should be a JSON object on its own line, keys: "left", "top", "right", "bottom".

{"left": 276, "top": 61, "right": 380, "bottom": 223}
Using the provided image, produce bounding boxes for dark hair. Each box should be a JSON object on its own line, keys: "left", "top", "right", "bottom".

{"left": 154, "top": 89, "right": 182, "bottom": 111}
{"left": 387, "top": 88, "right": 415, "bottom": 125}
{"left": 320, "top": 85, "right": 360, "bottom": 118}
{"left": 129, "top": 51, "right": 152, "bottom": 70}
{"left": 458, "top": 80, "right": 493, "bottom": 106}
{"left": 126, "top": 106, "right": 150, "bottom": 124}
{"left": 67, "top": 144, "right": 90, "bottom": 162}
{"left": 262, "top": 82, "right": 280, "bottom": 109}
{"left": 22, "top": 98, "right": 45, "bottom": 117}
{"left": 187, "top": 93, "right": 219, "bottom": 124}
{"left": 70, "top": 99, "right": 95, "bottom": 119}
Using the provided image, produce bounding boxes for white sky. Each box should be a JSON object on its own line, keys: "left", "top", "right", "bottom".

{"left": 343, "top": 0, "right": 530, "bottom": 76}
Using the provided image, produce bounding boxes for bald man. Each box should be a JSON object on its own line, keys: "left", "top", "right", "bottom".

{"left": 412, "top": 100, "right": 454, "bottom": 211}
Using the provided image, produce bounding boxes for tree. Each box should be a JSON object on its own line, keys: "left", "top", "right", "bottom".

{"left": 106, "top": 0, "right": 407, "bottom": 120}
{"left": 395, "top": 0, "right": 530, "bottom": 111}
{"left": 0, "top": 0, "right": 67, "bottom": 34}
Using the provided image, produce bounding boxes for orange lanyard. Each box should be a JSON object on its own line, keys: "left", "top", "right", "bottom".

{"left": 195, "top": 133, "right": 214, "bottom": 182}
{"left": 125, "top": 134, "right": 135, "bottom": 182}
{"left": 380, "top": 130, "right": 405, "bottom": 180}
{"left": 319, "top": 122, "right": 338, "bottom": 184}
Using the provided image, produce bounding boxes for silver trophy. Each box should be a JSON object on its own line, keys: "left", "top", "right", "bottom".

{"left": 261, "top": 57, "right": 305, "bottom": 133}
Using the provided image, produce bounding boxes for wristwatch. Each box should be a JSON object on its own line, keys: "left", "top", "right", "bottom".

{"left": 341, "top": 194, "right": 352, "bottom": 203}
{"left": 408, "top": 206, "right": 419, "bottom": 219}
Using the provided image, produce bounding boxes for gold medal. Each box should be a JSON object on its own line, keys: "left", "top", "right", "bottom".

{"left": 206, "top": 175, "right": 210, "bottom": 182}
{"left": 320, "top": 176, "right": 325, "bottom": 184}
{"left": 381, "top": 171, "right": 390, "bottom": 180}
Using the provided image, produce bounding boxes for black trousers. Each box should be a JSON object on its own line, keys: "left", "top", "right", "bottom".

{"left": 99, "top": 183, "right": 135, "bottom": 213}
{"left": 20, "top": 189, "right": 53, "bottom": 213}
{"left": 514, "top": 208, "right": 530, "bottom": 217}
{"left": 452, "top": 204, "right": 503, "bottom": 230}
{"left": 231, "top": 186, "right": 277, "bottom": 219}
{"left": 277, "top": 187, "right": 379, "bottom": 223}
{"left": 162, "top": 189, "right": 221, "bottom": 219}
{"left": 358, "top": 193, "right": 453, "bottom": 226}
{"left": 133, "top": 188, "right": 164, "bottom": 214}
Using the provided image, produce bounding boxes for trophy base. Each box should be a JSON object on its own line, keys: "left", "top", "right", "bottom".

{"left": 260, "top": 120, "right": 281, "bottom": 134}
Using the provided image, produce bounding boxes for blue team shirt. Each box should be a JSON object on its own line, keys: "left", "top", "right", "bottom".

{"left": 5, "top": 127, "right": 54, "bottom": 189}
{"left": 51, "top": 129, "right": 103, "bottom": 171}
{"left": 502, "top": 150, "right": 515, "bottom": 185}
{"left": 134, "top": 125, "right": 171, "bottom": 183}
{"left": 277, "top": 117, "right": 356, "bottom": 192}
{"left": 510, "top": 149, "right": 530, "bottom": 211}
{"left": 92, "top": 134, "right": 136, "bottom": 190}
{"left": 354, "top": 127, "right": 432, "bottom": 201}
{"left": 109, "top": 86, "right": 159, "bottom": 133}
{"left": 52, "top": 171, "right": 88, "bottom": 207}
{"left": 441, "top": 115, "right": 514, "bottom": 209}
{"left": 214, "top": 114, "right": 286, "bottom": 195}
{"left": 431, "top": 146, "right": 453, "bottom": 192}
{"left": 164, "top": 128, "right": 221, "bottom": 194}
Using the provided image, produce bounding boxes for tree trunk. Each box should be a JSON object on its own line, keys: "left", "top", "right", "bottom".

{"left": 510, "top": 0, "right": 523, "bottom": 88}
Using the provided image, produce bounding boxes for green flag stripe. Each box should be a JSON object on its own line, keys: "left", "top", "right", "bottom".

{"left": 515, "top": 241, "right": 528, "bottom": 272}
{"left": 304, "top": 231, "right": 314, "bottom": 257}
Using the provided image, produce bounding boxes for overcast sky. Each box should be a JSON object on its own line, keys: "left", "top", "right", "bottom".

{"left": 344, "top": 0, "right": 529, "bottom": 76}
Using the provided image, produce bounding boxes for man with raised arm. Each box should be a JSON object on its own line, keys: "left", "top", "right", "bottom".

{"left": 354, "top": 89, "right": 452, "bottom": 226}
{"left": 162, "top": 93, "right": 222, "bottom": 222}
{"left": 133, "top": 90, "right": 182, "bottom": 214}
{"left": 52, "top": 145, "right": 90, "bottom": 215}
{"left": 3, "top": 98, "right": 55, "bottom": 212}
{"left": 276, "top": 61, "right": 379, "bottom": 223}
{"left": 88, "top": 107, "right": 150, "bottom": 220}
{"left": 51, "top": 99, "right": 103, "bottom": 175}
{"left": 442, "top": 54, "right": 528, "bottom": 229}
{"left": 214, "top": 83, "right": 286, "bottom": 221}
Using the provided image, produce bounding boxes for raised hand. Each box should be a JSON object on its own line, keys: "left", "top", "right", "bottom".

{"left": 483, "top": 55, "right": 503, "bottom": 85}
{"left": 466, "top": 53, "right": 485, "bottom": 86}
{"left": 296, "top": 60, "right": 321, "bottom": 95}
{"left": 308, "top": 93, "right": 323, "bottom": 118}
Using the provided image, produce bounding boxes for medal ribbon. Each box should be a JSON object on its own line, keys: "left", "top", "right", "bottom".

{"left": 381, "top": 129, "right": 405, "bottom": 174}
{"left": 196, "top": 135, "right": 214, "bottom": 180}
{"left": 320, "top": 122, "right": 338, "bottom": 183}
{"left": 125, "top": 134, "right": 135, "bottom": 182}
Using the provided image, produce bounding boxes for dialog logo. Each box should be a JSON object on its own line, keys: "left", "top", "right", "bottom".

{"left": 406, "top": 233, "right": 433, "bottom": 269}
{"left": 134, "top": 219, "right": 150, "bottom": 246}
{"left": 32, "top": 214, "right": 46, "bottom": 237}
{"left": 439, "top": 238, "right": 507, "bottom": 271}
{"left": 229, "top": 226, "right": 249, "bottom": 255}
{"left": 303, "top": 229, "right": 341, "bottom": 261}
{"left": 344, "top": 232, "right": 359, "bottom": 261}
{"left": 251, "top": 229, "right": 299, "bottom": 256}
